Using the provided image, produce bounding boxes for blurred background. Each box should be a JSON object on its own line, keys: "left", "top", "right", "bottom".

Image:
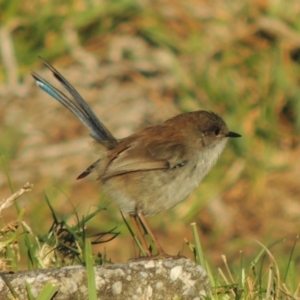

{"left": 0, "top": 0, "right": 299, "bottom": 273}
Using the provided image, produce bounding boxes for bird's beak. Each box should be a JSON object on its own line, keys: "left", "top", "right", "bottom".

{"left": 226, "top": 131, "right": 241, "bottom": 138}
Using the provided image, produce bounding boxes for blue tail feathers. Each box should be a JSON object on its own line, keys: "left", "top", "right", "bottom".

{"left": 32, "top": 58, "right": 117, "bottom": 145}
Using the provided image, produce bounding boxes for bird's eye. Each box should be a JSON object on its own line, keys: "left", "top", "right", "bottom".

{"left": 214, "top": 128, "right": 220, "bottom": 136}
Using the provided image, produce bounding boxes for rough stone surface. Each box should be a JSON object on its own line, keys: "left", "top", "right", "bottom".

{"left": 0, "top": 258, "right": 210, "bottom": 299}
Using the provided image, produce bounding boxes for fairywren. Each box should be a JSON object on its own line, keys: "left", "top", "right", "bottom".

{"left": 32, "top": 59, "right": 241, "bottom": 257}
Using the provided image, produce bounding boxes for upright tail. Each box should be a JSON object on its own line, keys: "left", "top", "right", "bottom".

{"left": 31, "top": 57, "right": 117, "bottom": 145}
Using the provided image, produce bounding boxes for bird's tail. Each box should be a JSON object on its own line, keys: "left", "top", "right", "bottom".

{"left": 31, "top": 57, "right": 117, "bottom": 145}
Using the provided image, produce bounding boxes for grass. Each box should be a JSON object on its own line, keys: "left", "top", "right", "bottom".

{"left": 0, "top": 192, "right": 299, "bottom": 298}
{"left": 1, "top": 0, "right": 300, "bottom": 298}
{"left": 188, "top": 224, "right": 300, "bottom": 298}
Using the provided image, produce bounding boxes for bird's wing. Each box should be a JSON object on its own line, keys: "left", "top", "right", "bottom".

{"left": 77, "top": 159, "right": 101, "bottom": 179}
{"left": 101, "top": 140, "right": 187, "bottom": 180}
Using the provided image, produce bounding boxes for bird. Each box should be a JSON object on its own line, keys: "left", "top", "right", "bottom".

{"left": 31, "top": 58, "right": 241, "bottom": 257}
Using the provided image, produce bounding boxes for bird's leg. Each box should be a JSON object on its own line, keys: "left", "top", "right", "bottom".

{"left": 137, "top": 211, "right": 168, "bottom": 257}
{"left": 130, "top": 215, "right": 152, "bottom": 256}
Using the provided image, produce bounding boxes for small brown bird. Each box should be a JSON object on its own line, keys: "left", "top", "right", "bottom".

{"left": 32, "top": 59, "right": 241, "bottom": 257}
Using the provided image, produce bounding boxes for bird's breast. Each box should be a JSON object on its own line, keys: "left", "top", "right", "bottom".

{"left": 102, "top": 139, "right": 227, "bottom": 216}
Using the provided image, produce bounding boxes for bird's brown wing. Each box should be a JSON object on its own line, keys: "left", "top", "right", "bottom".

{"left": 101, "top": 140, "right": 187, "bottom": 180}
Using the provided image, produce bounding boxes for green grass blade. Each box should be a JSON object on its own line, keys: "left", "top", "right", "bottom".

{"left": 36, "top": 282, "right": 59, "bottom": 300}
{"left": 85, "top": 239, "right": 97, "bottom": 300}
{"left": 191, "top": 222, "right": 205, "bottom": 267}
{"left": 283, "top": 235, "right": 299, "bottom": 283}
{"left": 190, "top": 222, "right": 216, "bottom": 287}
{"left": 120, "top": 211, "right": 147, "bottom": 256}
{"left": 0, "top": 273, "right": 19, "bottom": 298}
{"left": 25, "top": 281, "right": 35, "bottom": 300}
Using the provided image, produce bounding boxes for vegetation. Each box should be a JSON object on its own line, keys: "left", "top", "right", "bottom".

{"left": 0, "top": 0, "right": 299, "bottom": 298}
